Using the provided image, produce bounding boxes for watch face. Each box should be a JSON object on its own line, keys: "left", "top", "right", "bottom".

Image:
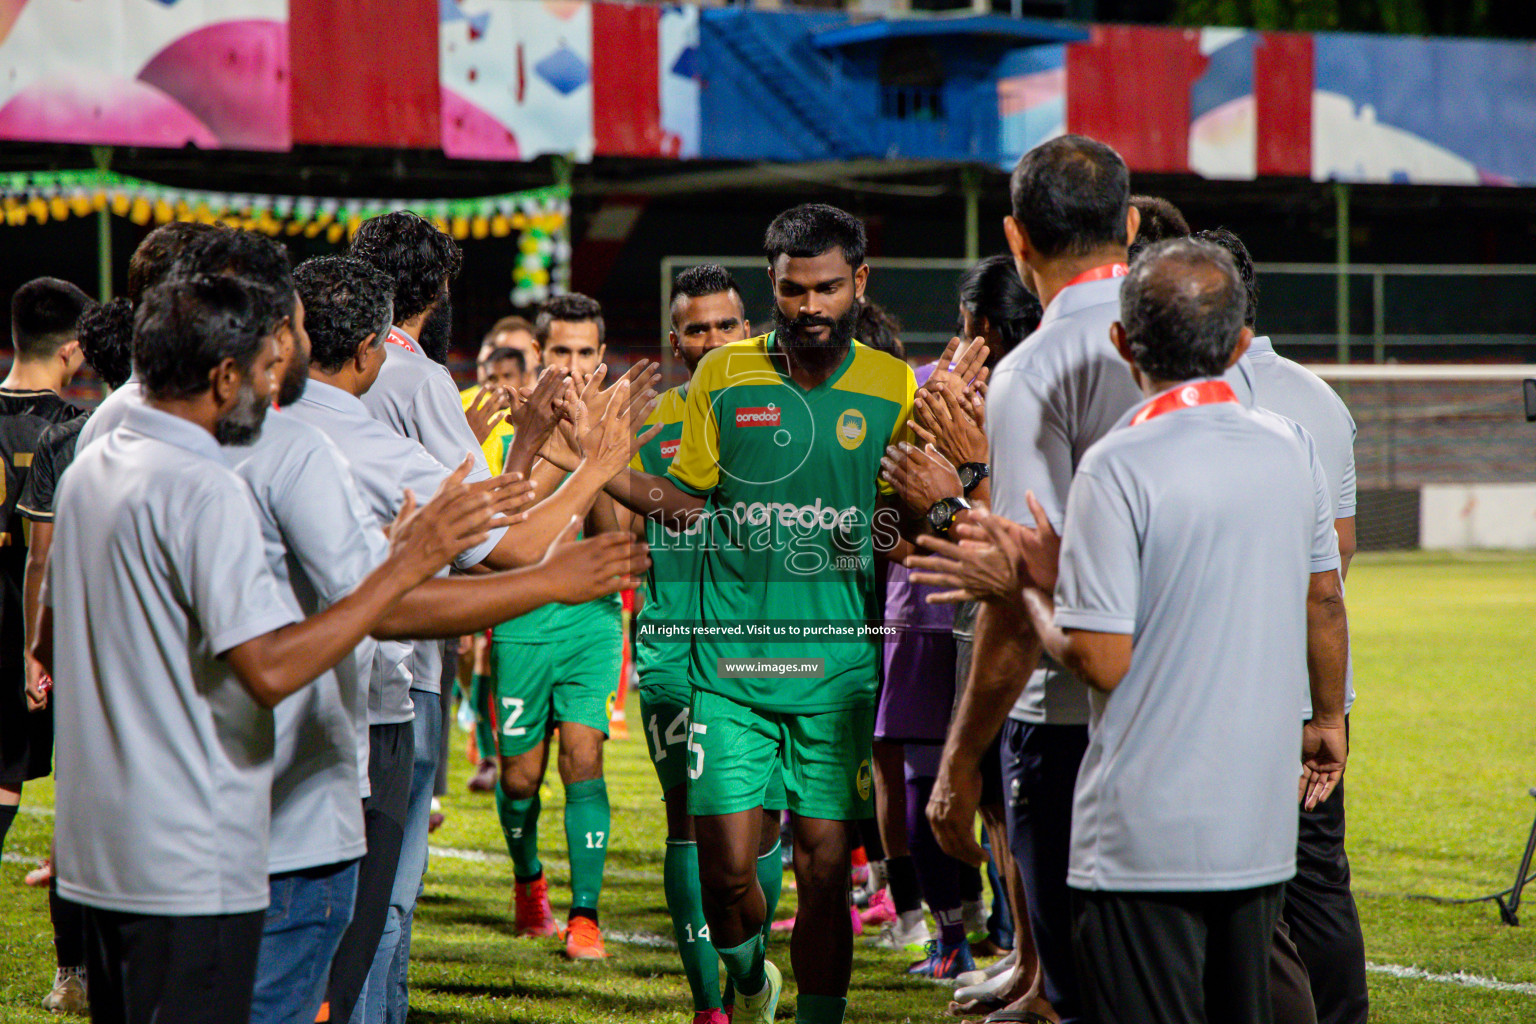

{"left": 959, "top": 465, "right": 977, "bottom": 489}
{"left": 928, "top": 500, "right": 952, "bottom": 532}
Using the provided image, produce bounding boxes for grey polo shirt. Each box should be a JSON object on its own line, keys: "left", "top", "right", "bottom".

{"left": 74, "top": 377, "right": 143, "bottom": 453}
{"left": 48, "top": 404, "right": 299, "bottom": 915}
{"left": 360, "top": 335, "right": 495, "bottom": 698}
{"left": 987, "top": 275, "right": 1142, "bottom": 725}
{"left": 289, "top": 377, "right": 503, "bottom": 705}
{"left": 1226, "top": 335, "right": 1359, "bottom": 716}
{"left": 1055, "top": 387, "right": 1340, "bottom": 892}
{"left": 228, "top": 407, "right": 383, "bottom": 873}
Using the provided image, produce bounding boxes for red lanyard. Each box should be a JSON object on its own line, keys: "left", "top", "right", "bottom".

{"left": 1130, "top": 380, "right": 1238, "bottom": 427}
{"left": 1063, "top": 263, "right": 1128, "bottom": 289}
{"left": 384, "top": 327, "right": 418, "bottom": 354}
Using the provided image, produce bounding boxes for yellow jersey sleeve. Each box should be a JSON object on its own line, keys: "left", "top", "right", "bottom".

{"left": 666, "top": 359, "right": 722, "bottom": 497}
{"left": 629, "top": 402, "right": 666, "bottom": 473}
{"left": 462, "top": 385, "right": 512, "bottom": 475}
{"left": 876, "top": 360, "right": 917, "bottom": 497}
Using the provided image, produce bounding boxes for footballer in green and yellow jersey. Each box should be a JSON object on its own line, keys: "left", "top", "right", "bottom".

{"left": 607, "top": 206, "right": 915, "bottom": 1024}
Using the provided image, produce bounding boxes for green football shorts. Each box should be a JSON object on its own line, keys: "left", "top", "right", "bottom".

{"left": 490, "top": 635, "right": 622, "bottom": 757}
{"left": 685, "top": 689, "right": 873, "bottom": 821}
{"left": 640, "top": 686, "right": 786, "bottom": 809}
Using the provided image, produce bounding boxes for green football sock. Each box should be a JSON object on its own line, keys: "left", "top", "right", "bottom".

{"left": 564, "top": 778, "right": 610, "bottom": 913}
{"left": 795, "top": 993, "right": 847, "bottom": 1024}
{"left": 471, "top": 672, "right": 496, "bottom": 761}
{"left": 495, "top": 786, "right": 543, "bottom": 881}
{"left": 716, "top": 934, "right": 766, "bottom": 997}
{"left": 664, "top": 840, "right": 723, "bottom": 1011}
{"left": 757, "top": 840, "right": 784, "bottom": 944}
{"left": 724, "top": 838, "right": 783, "bottom": 1007}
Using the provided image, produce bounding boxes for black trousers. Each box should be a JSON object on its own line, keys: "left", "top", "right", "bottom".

{"left": 83, "top": 906, "right": 265, "bottom": 1024}
{"left": 1072, "top": 883, "right": 1285, "bottom": 1024}
{"left": 1270, "top": 916, "right": 1318, "bottom": 1024}
{"left": 1284, "top": 776, "right": 1369, "bottom": 1024}
{"left": 325, "top": 719, "right": 414, "bottom": 1024}
{"left": 1002, "top": 719, "right": 1089, "bottom": 1024}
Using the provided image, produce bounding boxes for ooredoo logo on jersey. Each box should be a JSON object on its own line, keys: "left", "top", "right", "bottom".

{"left": 735, "top": 405, "right": 781, "bottom": 428}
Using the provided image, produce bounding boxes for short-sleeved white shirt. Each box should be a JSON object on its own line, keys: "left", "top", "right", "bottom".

{"left": 1226, "top": 335, "right": 1359, "bottom": 716}
{"left": 229, "top": 407, "right": 386, "bottom": 873}
{"left": 74, "top": 377, "right": 142, "bottom": 453}
{"left": 288, "top": 377, "right": 502, "bottom": 706}
{"left": 49, "top": 404, "right": 299, "bottom": 914}
{"left": 987, "top": 275, "right": 1142, "bottom": 725}
{"left": 359, "top": 335, "right": 496, "bottom": 697}
{"left": 1055, "top": 386, "right": 1340, "bottom": 892}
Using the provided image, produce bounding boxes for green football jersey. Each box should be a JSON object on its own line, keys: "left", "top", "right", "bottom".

{"left": 631, "top": 385, "right": 699, "bottom": 701}
{"left": 664, "top": 333, "right": 915, "bottom": 713}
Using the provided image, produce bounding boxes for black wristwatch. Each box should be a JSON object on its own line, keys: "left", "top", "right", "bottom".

{"left": 927, "top": 496, "right": 972, "bottom": 538}
{"left": 957, "top": 462, "right": 989, "bottom": 496}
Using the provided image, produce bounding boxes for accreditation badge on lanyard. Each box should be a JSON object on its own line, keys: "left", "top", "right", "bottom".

{"left": 1130, "top": 380, "right": 1239, "bottom": 427}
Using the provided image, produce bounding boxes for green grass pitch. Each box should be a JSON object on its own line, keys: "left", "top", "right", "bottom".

{"left": 2, "top": 552, "right": 1534, "bottom": 1021}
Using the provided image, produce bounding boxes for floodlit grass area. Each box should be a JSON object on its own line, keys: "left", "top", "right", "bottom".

{"left": 2, "top": 552, "right": 1535, "bottom": 1022}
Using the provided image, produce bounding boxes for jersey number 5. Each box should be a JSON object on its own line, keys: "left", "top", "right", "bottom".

{"left": 687, "top": 723, "right": 707, "bottom": 781}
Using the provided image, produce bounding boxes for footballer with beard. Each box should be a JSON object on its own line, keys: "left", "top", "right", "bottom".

{"left": 605, "top": 205, "right": 916, "bottom": 1024}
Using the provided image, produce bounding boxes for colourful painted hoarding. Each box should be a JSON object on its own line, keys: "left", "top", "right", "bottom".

{"left": 0, "top": 0, "right": 289, "bottom": 150}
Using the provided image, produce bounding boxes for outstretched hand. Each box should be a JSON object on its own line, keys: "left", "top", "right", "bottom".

{"left": 906, "top": 509, "right": 1027, "bottom": 607}
{"left": 387, "top": 457, "right": 496, "bottom": 584}
{"left": 503, "top": 366, "right": 572, "bottom": 470}
{"left": 540, "top": 515, "right": 652, "bottom": 603}
{"left": 463, "top": 384, "right": 510, "bottom": 445}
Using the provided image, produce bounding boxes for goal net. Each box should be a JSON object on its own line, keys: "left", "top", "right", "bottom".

{"left": 1314, "top": 365, "right": 1536, "bottom": 551}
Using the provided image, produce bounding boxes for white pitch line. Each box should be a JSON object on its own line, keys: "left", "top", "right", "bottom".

{"left": 606, "top": 930, "right": 677, "bottom": 950}
{"left": 427, "top": 846, "right": 663, "bottom": 883}
{"left": 1368, "top": 962, "right": 1536, "bottom": 995}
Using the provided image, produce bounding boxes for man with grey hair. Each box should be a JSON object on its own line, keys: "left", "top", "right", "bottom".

{"left": 1007, "top": 238, "right": 1349, "bottom": 1023}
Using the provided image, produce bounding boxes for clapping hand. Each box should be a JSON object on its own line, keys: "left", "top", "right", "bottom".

{"left": 540, "top": 515, "right": 652, "bottom": 602}
{"left": 922, "top": 336, "right": 990, "bottom": 401}
{"left": 387, "top": 458, "right": 498, "bottom": 584}
{"left": 907, "top": 509, "right": 1027, "bottom": 607}
{"left": 880, "top": 441, "right": 963, "bottom": 518}
{"left": 502, "top": 366, "right": 572, "bottom": 472}
{"left": 911, "top": 383, "right": 987, "bottom": 468}
{"left": 463, "top": 384, "right": 510, "bottom": 445}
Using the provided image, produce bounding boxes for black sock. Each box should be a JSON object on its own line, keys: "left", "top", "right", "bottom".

{"left": 959, "top": 862, "right": 984, "bottom": 903}
{"left": 0, "top": 805, "right": 16, "bottom": 857}
{"left": 50, "top": 876, "right": 85, "bottom": 969}
{"left": 857, "top": 816, "right": 885, "bottom": 862}
{"left": 568, "top": 906, "right": 598, "bottom": 925}
{"left": 515, "top": 868, "right": 544, "bottom": 885}
{"left": 886, "top": 854, "right": 923, "bottom": 914}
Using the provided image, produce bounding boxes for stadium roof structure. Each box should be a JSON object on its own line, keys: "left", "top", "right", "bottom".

{"left": 809, "top": 14, "right": 1089, "bottom": 51}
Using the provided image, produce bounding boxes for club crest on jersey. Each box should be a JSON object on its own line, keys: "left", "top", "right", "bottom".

{"left": 837, "top": 409, "right": 866, "bottom": 450}
{"left": 736, "top": 405, "right": 781, "bottom": 428}
{"left": 856, "top": 758, "right": 873, "bottom": 801}
{"left": 660, "top": 439, "right": 680, "bottom": 460}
